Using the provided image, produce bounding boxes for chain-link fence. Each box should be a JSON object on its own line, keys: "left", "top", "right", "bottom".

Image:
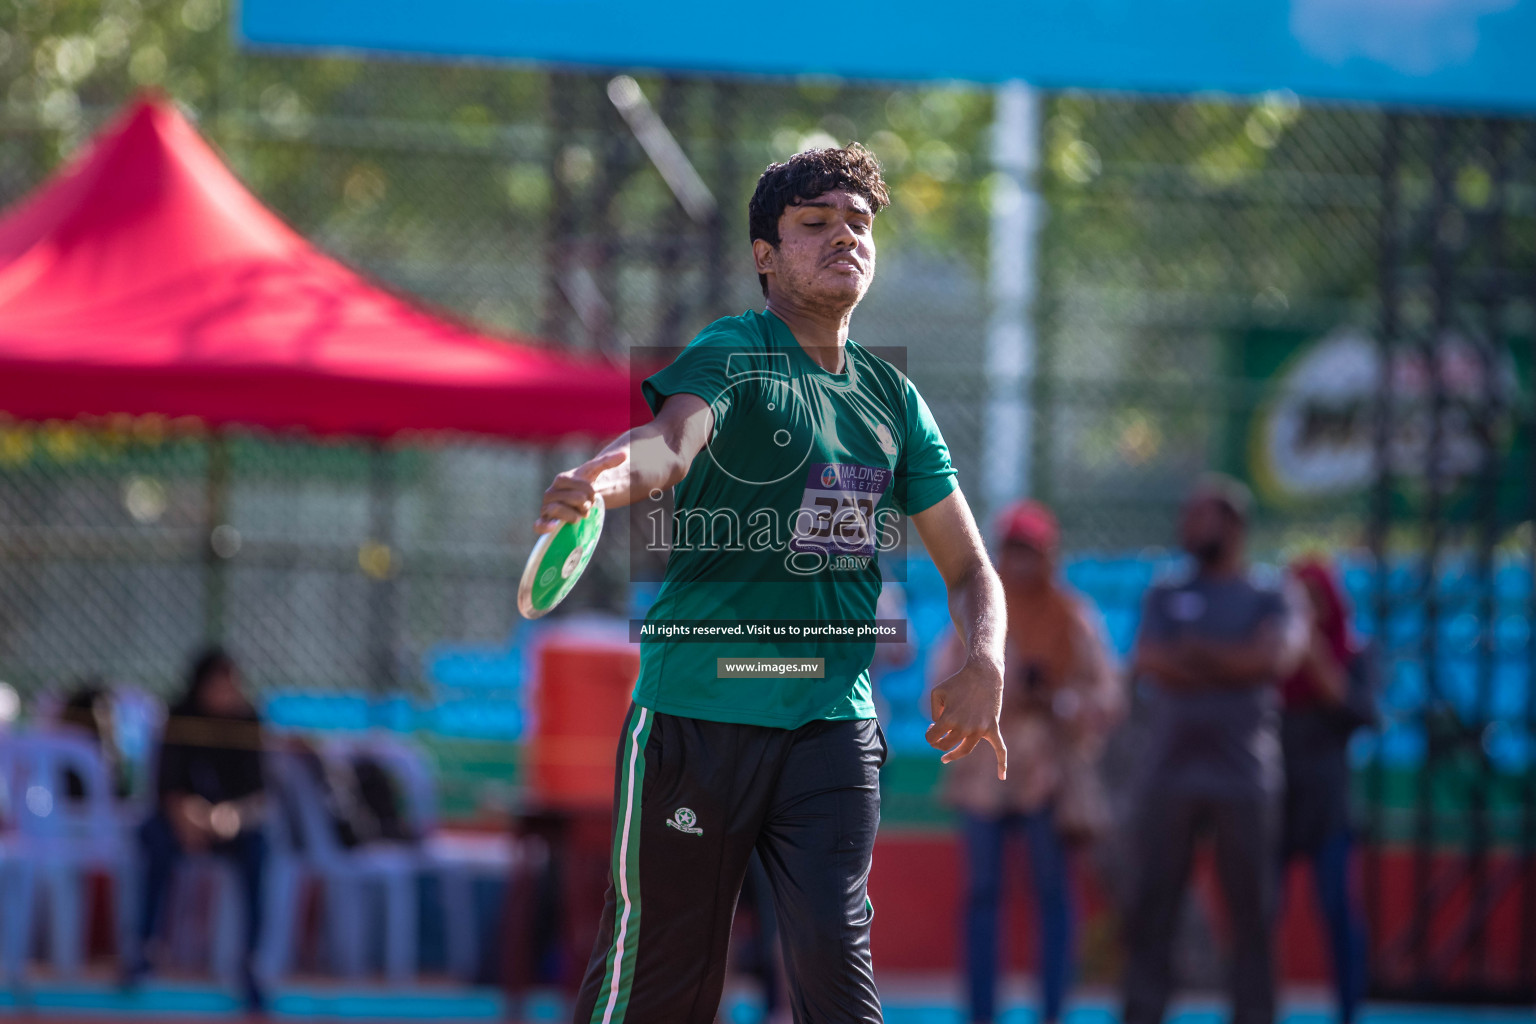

{"left": 5, "top": 1, "right": 1536, "bottom": 996}
{"left": 0, "top": 50, "right": 999, "bottom": 710}
{"left": 1037, "top": 95, "right": 1375, "bottom": 547}
{"left": 0, "top": 62, "right": 1526, "bottom": 682}
{"left": 3, "top": 2, "right": 1536, "bottom": 867}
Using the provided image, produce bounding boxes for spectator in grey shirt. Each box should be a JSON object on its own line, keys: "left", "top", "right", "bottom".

{"left": 1120, "top": 475, "right": 1306, "bottom": 1024}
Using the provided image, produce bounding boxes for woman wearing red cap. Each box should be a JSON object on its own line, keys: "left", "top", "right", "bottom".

{"left": 932, "top": 500, "right": 1123, "bottom": 1024}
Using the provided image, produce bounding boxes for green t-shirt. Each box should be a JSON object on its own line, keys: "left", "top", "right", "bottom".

{"left": 636, "top": 308, "right": 957, "bottom": 728}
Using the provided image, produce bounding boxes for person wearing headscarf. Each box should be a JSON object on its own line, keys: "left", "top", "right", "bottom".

{"left": 1280, "top": 557, "right": 1371, "bottom": 1024}
{"left": 934, "top": 500, "right": 1122, "bottom": 1024}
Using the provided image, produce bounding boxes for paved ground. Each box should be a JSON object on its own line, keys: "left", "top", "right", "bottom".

{"left": 2, "top": 977, "right": 1530, "bottom": 1023}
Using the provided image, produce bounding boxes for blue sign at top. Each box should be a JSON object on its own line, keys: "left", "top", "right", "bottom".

{"left": 239, "top": 0, "right": 1536, "bottom": 113}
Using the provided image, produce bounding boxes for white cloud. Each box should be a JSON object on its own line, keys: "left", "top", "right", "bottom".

{"left": 1291, "top": 0, "right": 1518, "bottom": 75}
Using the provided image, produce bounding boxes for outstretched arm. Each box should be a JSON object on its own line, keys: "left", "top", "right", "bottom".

{"left": 911, "top": 490, "right": 1008, "bottom": 780}
{"left": 536, "top": 393, "right": 714, "bottom": 532}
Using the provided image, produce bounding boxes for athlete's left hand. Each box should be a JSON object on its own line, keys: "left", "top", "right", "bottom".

{"left": 926, "top": 660, "right": 1007, "bottom": 780}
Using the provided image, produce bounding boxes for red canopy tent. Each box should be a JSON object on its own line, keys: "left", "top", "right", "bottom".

{"left": 0, "top": 96, "right": 634, "bottom": 442}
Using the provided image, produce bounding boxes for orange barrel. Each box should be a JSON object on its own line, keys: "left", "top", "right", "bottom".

{"left": 529, "top": 620, "right": 640, "bottom": 811}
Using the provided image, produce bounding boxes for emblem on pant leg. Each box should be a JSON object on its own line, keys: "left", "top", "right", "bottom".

{"left": 666, "top": 807, "right": 703, "bottom": 835}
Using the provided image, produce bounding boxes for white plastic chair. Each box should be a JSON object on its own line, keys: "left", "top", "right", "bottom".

{"left": 0, "top": 734, "right": 34, "bottom": 983}
{"left": 0, "top": 853, "right": 34, "bottom": 984}
{"left": 265, "top": 748, "right": 420, "bottom": 983}
{"left": 256, "top": 772, "right": 308, "bottom": 984}
{"left": 108, "top": 688, "right": 166, "bottom": 811}
{"left": 322, "top": 732, "right": 517, "bottom": 981}
{"left": 145, "top": 851, "right": 256, "bottom": 989}
{"left": 0, "top": 728, "right": 132, "bottom": 978}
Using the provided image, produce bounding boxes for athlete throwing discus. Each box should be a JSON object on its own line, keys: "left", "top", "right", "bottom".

{"left": 537, "top": 144, "right": 1007, "bottom": 1024}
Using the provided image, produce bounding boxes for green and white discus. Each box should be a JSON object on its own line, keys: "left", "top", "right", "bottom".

{"left": 517, "top": 494, "right": 605, "bottom": 619}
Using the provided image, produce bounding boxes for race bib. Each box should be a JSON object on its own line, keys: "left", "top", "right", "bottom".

{"left": 789, "top": 462, "right": 892, "bottom": 557}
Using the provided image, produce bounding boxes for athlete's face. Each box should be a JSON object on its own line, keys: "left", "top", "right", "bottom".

{"left": 755, "top": 189, "right": 876, "bottom": 314}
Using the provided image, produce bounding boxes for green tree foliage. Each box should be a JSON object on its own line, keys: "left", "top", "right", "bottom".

{"left": 0, "top": 0, "right": 999, "bottom": 341}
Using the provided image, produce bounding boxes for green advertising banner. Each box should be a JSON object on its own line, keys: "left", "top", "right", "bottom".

{"left": 1230, "top": 326, "right": 1530, "bottom": 527}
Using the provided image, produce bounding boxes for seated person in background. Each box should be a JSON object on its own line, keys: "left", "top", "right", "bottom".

{"left": 58, "top": 679, "right": 129, "bottom": 798}
{"left": 128, "top": 647, "right": 267, "bottom": 1009}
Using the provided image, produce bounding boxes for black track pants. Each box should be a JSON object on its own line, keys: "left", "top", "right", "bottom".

{"left": 572, "top": 704, "right": 887, "bottom": 1024}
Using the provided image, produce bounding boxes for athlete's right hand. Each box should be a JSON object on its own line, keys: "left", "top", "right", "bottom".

{"left": 926, "top": 659, "right": 1008, "bottom": 780}
{"left": 536, "top": 449, "right": 628, "bottom": 533}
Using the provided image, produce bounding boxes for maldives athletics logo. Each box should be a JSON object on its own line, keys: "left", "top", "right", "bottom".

{"left": 820, "top": 465, "right": 839, "bottom": 488}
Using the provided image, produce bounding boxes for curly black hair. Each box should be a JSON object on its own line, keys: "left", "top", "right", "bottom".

{"left": 748, "top": 143, "right": 890, "bottom": 296}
